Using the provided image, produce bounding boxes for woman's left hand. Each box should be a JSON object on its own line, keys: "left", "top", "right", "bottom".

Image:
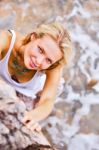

{"left": 22, "top": 111, "right": 41, "bottom": 132}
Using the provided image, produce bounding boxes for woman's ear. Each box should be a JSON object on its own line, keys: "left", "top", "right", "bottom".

{"left": 30, "top": 32, "right": 38, "bottom": 41}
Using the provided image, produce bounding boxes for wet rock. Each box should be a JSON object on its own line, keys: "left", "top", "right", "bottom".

{"left": 86, "top": 79, "right": 99, "bottom": 90}
{"left": 79, "top": 105, "right": 99, "bottom": 134}
{"left": 70, "top": 67, "right": 87, "bottom": 92}
{"left": 66, "top": 101, "right": 82, "bottom": 125}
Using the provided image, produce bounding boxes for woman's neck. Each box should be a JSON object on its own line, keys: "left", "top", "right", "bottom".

{"left": 9, "top": 49, "right": 36, "bottom": 83}
{"left": 8, "top": 33, "right": 36, "bottom": 83}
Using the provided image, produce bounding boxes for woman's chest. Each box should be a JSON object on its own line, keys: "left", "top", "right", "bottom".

{"left": 8, "top": 55, "right": 36, "bottom": 83}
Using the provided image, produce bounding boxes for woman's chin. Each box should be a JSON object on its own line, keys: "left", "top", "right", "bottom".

{"left": 24, "top": 61, "right": 32, "bottom": 70}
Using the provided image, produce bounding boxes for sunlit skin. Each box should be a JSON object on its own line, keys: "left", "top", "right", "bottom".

{"left": 20, "top": 34, "right": 63, "bottom": 131}
{"left": 23, "top": 34, "right": 63, "bottom": 71}
{"left": 0, "top": 30, "right": 65, "bottom": 132}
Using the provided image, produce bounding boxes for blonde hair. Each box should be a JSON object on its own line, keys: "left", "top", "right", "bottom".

{"left": 23, "top": 22, "right": 72, "bottom": 69}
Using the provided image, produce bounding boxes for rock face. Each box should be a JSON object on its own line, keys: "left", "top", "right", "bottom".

{"left": 0, "top": 77, "right": 52, "bottom": 150}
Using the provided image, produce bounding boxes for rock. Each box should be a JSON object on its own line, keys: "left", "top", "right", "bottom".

{"left": 86, "top": 79, "right": 99, "bottom": 90}
{"left": 79, "top": 105, "right": 99, "bottom": 134}
{"left": 0, "top": 77, "right": 52, "bottom": 150}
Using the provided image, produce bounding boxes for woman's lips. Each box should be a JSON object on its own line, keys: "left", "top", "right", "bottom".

{"left": 29, "top": 57, "right": 37, "bottom": 69}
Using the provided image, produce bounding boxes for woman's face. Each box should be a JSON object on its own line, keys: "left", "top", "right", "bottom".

{"left": 24, "top": 34, "right": 63, "bottom": 70}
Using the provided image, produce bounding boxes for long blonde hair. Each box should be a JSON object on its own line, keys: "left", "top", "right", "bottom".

{"left": 22, "top": 22, "right": 72, "bottom": 69}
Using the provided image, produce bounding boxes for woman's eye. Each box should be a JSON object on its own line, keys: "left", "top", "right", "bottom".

{"left": 46, "top": 58, "right": 52, "bottom": 64}
{"left": 38, "top": 46, "right": 43, "bottom": 54}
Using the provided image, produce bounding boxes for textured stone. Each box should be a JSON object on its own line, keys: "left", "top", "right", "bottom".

{"left": 0, "top": 77, "right": 51, "bottom": 149}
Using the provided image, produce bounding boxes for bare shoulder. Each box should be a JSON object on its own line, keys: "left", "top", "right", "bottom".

{"left": 0, "top": 29, "right": 12, "bottom": 57}
{"left": 46, "top": 64, "right": 63, "bottom": 80}
{"left": 0, "top": 29, "right": 11, "bottom": 47}
{"left": 0, "top": 29, "right": 23, "bottom": 59}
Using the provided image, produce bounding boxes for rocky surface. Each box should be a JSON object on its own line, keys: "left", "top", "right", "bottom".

{"left": 0, "top": 77, "right": 52, "bottom": 150}
{"left": 0, "top": 0, "right": 99, "bottom": 150}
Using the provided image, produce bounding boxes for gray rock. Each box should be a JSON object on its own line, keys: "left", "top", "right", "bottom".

{"left": 0, "top": 77, "right": 51, "bottom": 150}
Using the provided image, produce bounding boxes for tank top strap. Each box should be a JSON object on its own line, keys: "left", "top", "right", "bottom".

{"left": 4, "top": 30, "right": 16, "bottom": 62}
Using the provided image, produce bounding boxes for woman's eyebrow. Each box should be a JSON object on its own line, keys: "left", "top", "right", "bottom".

{"left": 40, "top": 45, "right": 54, "bottom": 62}
{"left": 40, "top": 46, "right": 45, "bottom": 53}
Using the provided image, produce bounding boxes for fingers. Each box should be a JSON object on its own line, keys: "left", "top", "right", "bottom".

{"left": 26, "top": 120, "right": 35, "bottom": 129}
{"left": 22, "top": 111, "right": 41, "bottom": 132}
{"left": 22, "top": 116, "right": 30, "bottom": 125}
{"left": 26, "top": 122, "right": 41, "bottom": 132}
{"left": 22, "top": 111, "right": 31, "bottom": 124}
{"left": 23, "top": 117, "right": 41, "bottom": 132}
{"left": 31, "top": 123, "right": 41, "bottom": 132}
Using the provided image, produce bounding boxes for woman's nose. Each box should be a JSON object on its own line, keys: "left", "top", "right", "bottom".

{"left": 36, "top": 56, "right": 44, "bottom": 66}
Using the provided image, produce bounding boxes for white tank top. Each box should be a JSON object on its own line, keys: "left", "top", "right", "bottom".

{"left": 0, "top": 30, "right": 46, "bottom": 98}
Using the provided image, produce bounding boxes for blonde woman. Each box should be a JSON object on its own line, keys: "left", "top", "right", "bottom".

{"left": 0, "top": 22, "right": 72, "bottom": 131}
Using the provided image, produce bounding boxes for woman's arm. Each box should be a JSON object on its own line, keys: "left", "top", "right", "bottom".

{"left": 38, "top": 64, "right": 63, "bottom": 105}
{"left": 23, "top": 64, "right": 63, "bottom": 127}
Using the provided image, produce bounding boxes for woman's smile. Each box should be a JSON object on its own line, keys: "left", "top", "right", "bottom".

{"left": 29, "top": 56, "right": 37, "bottom": 69}
{"left": 24, "top": 35, "right": 63, "bottom": 70}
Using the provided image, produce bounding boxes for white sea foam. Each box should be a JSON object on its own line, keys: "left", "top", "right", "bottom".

{"left": 92, "top": 82, "right": 99, "bottom": 92}
{"left": 68, "top": 134, "right": 99, "bottom": 150}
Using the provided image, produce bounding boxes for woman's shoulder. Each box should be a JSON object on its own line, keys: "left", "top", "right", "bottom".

{"left": 0, "top": 29, "right": 12, "bottom": 58}
{"left": 45, "top": 64, "right": 63, "bottom": 84}
{"left": 46, "top": 64, "right": 63, "bottom": 77}
{"left": 0, "top": 29, "right": 12, "bottom": 48}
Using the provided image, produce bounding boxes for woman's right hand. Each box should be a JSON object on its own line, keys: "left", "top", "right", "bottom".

{"left": 22, "top": 111, "right": 41, "bottom": 132}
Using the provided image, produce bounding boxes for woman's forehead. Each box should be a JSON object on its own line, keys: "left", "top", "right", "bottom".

{"left": 39, "top": 35, "right": 60, "bottom": 53}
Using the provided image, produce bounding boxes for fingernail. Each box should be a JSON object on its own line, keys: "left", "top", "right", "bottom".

{"left": 25, "top": 120, "right": 30, "bottom": 124}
